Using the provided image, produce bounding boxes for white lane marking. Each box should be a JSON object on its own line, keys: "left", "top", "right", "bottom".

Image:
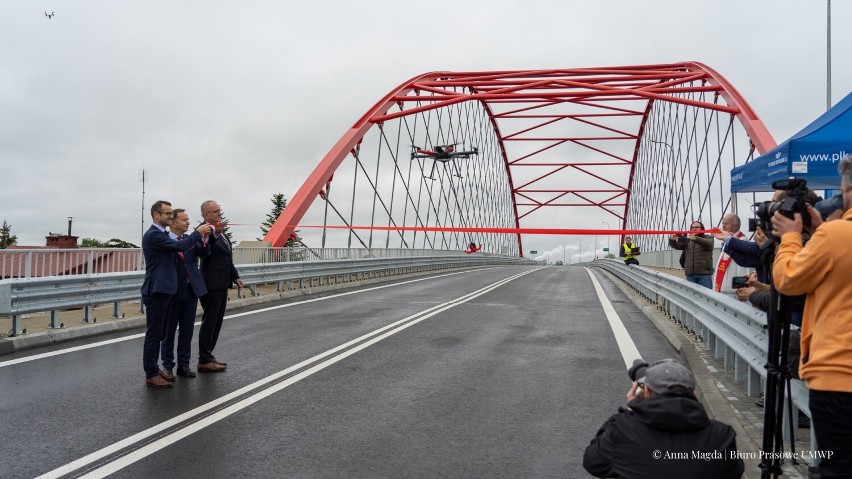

{"left": 585, "top": 268, "right": 642, "bottom": 369}
{"left": 37, "top": 269, "right": 538, "bottom": 479}
{"left": 0, "top": 267, "right": 496, "bottom": 368}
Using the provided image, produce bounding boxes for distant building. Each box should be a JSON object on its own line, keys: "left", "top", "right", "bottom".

{"left": 44, "top": 232, "right": 79, "bottom": 249}
{"left": 0, "top": 219, "right": 140, "bottom": 279}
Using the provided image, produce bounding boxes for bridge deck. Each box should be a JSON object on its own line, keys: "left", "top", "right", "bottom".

{"left": 0, "top": 266, "right": 808, "bottom": 478}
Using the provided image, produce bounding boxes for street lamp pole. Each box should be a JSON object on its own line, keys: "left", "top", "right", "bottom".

{"left": 601, "top": 221, "right": 610, "bottom": 257}
{"left": 594, "top": 232, "right": 598, "bottom": 259}
{"left": 575, "top": 237, "right": 582, "bottom": 263}
{"left": 827, "top": 0, "right": 832, "bottom": 110}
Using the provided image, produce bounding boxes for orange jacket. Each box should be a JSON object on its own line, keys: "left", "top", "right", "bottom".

{"left": 773, "top": 209, "right": 852, "bottom": 392}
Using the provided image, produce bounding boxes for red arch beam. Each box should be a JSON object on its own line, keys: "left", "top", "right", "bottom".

{"left": 264, "top": 63, "right": 775, "bottom": 247}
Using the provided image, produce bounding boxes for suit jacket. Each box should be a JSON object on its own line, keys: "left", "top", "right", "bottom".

{"left": 141, "top": 225, "right": 205, "bottom": 296}
{"left": 171, "top": 232, "right": 211, "bottom": 299}
{"left": 200, "top": 230, "right": 240, "bottom": 290}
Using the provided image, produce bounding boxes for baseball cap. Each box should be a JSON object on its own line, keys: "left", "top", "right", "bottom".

{"left": 815, "top": 193, "right": 843, "bottom": 217}
{"left": 636, "top": 358, "right": 696, "bottom": 393}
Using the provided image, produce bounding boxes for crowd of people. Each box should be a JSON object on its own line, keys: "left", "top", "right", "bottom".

{"left": 141, "top": 199, "right": 242, "bottom": 389}
{"left": 587, "top": 156, "right": 852, "bottom": 478}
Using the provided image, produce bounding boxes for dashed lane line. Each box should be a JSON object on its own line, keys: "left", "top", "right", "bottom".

{"left": 37, "top": 269, "right": 540, "bottom": 479}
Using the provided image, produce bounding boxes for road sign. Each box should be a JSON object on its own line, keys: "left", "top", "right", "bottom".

{"left": 530, "top": 250, "right": 538, "bottom": 254}
{"left": 603, "top": 248, "right": 609, "bottom": 252}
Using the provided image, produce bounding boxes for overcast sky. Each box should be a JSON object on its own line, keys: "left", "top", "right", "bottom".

{"left": 1, "top": 1, "right": 850, "bottom": 261}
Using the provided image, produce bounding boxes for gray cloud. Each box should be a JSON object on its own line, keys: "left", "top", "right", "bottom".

{"left": 1, "top": 0, "right": 849, "bottom": 254}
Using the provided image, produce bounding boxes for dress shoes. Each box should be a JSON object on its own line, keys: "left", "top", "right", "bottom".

{"left": 159, "top": 368, "right": 176, "bottom": 382}
{"left": 197, "top": 361, "right": 227, "bottom": 372}
{"left": 146, "top": 375, "right": 174, "bottom": 388}
{"left": 176, "top": 365, "right": 197, "bottom": 378}
{"left": 213, "top": 359, "right": 228, "bottom": 367}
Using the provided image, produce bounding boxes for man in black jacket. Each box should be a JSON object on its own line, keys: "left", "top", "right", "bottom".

{"left": 583, "top": 358, "right": 744, "bottom": 478}
{"left": 197, "top": 200, "right": 243, "bottom": 373}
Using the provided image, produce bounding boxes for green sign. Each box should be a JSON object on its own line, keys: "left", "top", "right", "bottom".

{"left": 529, "top": 250, "right": 538, "bottom": 254}
{"left": 603, "top": 248, "right": 609, "bottom": 252}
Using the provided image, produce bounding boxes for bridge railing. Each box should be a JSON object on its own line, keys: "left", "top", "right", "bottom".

{"left": 0, "top": 247, "right": 481, "bottom": 280}
{"left": 1, "top": 254, "right": 533, "bottom": 336}
{"left": 592, "top": 259, "right": 815, "bottom": 451}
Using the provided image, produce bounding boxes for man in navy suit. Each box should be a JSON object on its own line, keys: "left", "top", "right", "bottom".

{"left": 160, "top": 208, "right": 211, "bottom": 379}
{"left": 197, "top": 200, "right": 243, "bottom": 372}
{"left": 141, "top": 201, "right": 211, "bottom": 388}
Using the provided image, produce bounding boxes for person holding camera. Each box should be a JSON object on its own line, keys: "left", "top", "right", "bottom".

{"left": 583, "top": 358, "right": 744, "bottom": 478}
{"left": 669, "top": 221, "right": 715, "bottom": 288}
{"left": 771, "top": 155, "right": 852, "bottom": 478}
{"left": 619, "top": 236, "right": 640, "bottom": 266}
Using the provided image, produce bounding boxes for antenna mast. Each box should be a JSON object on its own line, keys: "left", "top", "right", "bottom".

{"left": 140, "top": 169, "right": 147, "bottom": 244}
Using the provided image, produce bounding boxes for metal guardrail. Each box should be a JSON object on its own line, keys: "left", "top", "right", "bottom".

{"left": 0, "top": 247, "right": 485, "bottom": 280}
{"left": 593, "top": 259, "right": 816, "bottom": 452}
{"left": 0, "top": 254, "right": 533, "bottom": 335}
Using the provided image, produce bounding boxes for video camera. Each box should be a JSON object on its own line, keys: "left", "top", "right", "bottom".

{"left": 673, "top": 234, "right": 689, "bottom": 247}
{"left": 748, "top": 178, "right": 817, "bottom": 233}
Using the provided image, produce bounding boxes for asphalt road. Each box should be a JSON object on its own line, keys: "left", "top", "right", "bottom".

{"left": 0, "top": 265, "right": 678, "bottom": 478}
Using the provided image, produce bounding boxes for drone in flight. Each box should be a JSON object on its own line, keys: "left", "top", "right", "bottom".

{"left": 410, "top": 143, "right": 478, "bottom": 162}
{"left": 410, "top": 143, "right": 479, "bottom": 180}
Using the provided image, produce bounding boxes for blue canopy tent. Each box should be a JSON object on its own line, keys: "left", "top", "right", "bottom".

{"left": 731, "top": 91, "right": 852, "bottom": 192}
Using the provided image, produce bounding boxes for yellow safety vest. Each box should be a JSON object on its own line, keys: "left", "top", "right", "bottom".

{"left": 622, "top": 243, "right": 638, "bottom": 261}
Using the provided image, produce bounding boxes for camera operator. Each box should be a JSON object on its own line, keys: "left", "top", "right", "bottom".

{"left": 771, "top": 156, "right": 852, "bottom": 478}
{"left": 583, "top": 359, "right": 744, "bottom": 478}
{"left": 727, "top": 185, "right": 819, "bottom": 314}
{"left": 620, "top": 236, "right": 640, "bottom": 266}
{"left": 669, "top": 221, "right": 715, "bottom": 288}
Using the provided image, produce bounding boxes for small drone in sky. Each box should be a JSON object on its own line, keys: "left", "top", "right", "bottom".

{"left": 410, "top": 143, "right": 479, "bottom": 162}
{"left": 44, "top": 11, "right": 55, "bottom": 18}
{"left": 410, "top": 143, "right": 479, "bottom": 180}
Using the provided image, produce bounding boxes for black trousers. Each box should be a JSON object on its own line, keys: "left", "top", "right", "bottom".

{"left": 810, "top": 389, "right": 852, "bottom": 478}
{"left": 623, "top": 258, "right": 639, "bottom": 266}
{"left": 161, "top": 293, "right": 197, "bottom": 369}
{"left": 142, "top": 293, "right": 173, "bottom": 378}
{"left": 198, "top": 289, "right": 228, "bottom": 364}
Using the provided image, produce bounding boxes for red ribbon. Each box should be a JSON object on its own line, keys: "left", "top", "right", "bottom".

{"left": 208, "top": 222, "right": 256, "bottom": 227}
{"left": 292, "top": 225, "right": 721, "bottom": 236}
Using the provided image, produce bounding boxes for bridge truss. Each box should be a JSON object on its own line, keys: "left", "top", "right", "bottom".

{"left": 265, "top": 63, "right": 777, "bottom": 256}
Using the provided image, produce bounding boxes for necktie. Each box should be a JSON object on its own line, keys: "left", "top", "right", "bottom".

{"left": 177, "top": 236, "right": 190, "bottom": 282}
{"left": 177, "top": 236, "right": 185, "bottom": 262}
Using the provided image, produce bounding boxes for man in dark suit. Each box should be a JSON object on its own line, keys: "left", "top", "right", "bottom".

{"left": 197, "top": 200, "right": 243, "bottom": 373}
{"left": 141, "top": 200, "right": 211, "bottom": 388}
{"left": 160, "top": 208, "right": 211, "bottom": 379}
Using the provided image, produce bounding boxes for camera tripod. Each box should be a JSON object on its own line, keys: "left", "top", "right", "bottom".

{"left": 759, "top": 246, "right": 801, "bottom": 478}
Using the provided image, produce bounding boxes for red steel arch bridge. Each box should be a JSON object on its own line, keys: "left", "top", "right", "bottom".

{"left": 264, "top": 63, "right": 777, "bottom": 256}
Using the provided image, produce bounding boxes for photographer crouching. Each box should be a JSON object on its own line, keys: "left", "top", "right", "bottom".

{"left": 583, "top": 359, "right": 744, "bottom": 478}
{"left": 771, "top": 155, "right": 852, "bottom": 478}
